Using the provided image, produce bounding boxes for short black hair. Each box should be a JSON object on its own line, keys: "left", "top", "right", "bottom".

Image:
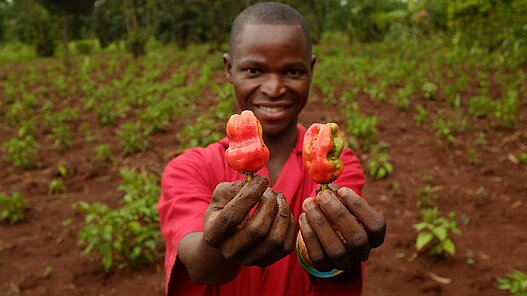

{"left": 229, "top": 2, "right": 312, "bottom": 55}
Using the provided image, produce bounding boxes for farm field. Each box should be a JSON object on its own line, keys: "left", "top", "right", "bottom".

{"left": 1, "top": 37, "right": 526, "bottom": 296}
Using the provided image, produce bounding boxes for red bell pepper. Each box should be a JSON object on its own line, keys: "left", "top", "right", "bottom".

{"left": 302, "top": 122, "right": 344, "bottom": 190}
{"left": 225, "top": 110, "right": 270, "bottom": 181}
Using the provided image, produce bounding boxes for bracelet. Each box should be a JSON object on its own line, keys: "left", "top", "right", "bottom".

{"left": 296, "top": 240, "right": 343, "bottom": 278}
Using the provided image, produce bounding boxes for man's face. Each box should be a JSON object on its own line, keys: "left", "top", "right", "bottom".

{"left": 224, "top": 24, "right": 315, "bottom": 137}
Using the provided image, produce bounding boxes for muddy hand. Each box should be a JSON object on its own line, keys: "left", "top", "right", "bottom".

{"left": 298, "top": 187, "right": 386, "bottom": 271}
{"left": 203, "top": 174, "right": 296, "bottom": 267}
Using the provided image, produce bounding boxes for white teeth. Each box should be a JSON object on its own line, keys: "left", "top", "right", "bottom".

{"left": 259, "top": 106, "right": 285, "bottom": 114}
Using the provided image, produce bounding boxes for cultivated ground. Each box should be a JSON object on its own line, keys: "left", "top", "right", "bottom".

{"left": 1, "top": 42, "right": 526, "bottom": 295}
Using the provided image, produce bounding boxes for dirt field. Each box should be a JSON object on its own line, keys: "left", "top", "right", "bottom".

{"left": 1, "top": 51, "right": 526, "bottom": 296}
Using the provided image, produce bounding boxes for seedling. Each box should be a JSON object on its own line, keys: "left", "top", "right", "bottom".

{"left": 393, "top": 85, "right": 413, "bottom": 110}
{"left": 468, "top": 95, "right": 495, "bottom": 118}
{"left": 433, "top": 119, "right": 455, "bottom": 146}
{"left": 49, "top": 179, "right": 66, "bottom": 194}
{"left": 78, "top": 122, "right": 97, "bottom": 143}
{"left": 77, "top": 169, "right": 161, "bottom": 269}
{"left": 42, "top": 265, "right": 54, "bottom": 278}
{"left": 422, "top": 82, "right": 438, "bottom": 100}
{"left": 496, "top": 270, "right": 527, "bottom": 295}
{"left": 467, "top": 148, "right": 481, "bottom": 165}
{"left": 117, "top": 122, "right": 151, "bottom": 155}
{"left": 0, "top": 192, "right": 30, "bottom": 224}
{"left": 517, "top": 152, "right": 527, "bottom": 165}
{"left": 465, "top": 249, "right": 476, "bottom": 266}
{"left": 344, "top": 102, "right": 379, "bottom": 153}
{"left": 417, "top": 185, "right": 437, "bottom": 209}
{"left": 2, "top": 135, "right": 41, "bottom": 169}
{"left": 50, "top": 124, "right": 73, "bottom": 150}
{"left": 92, "top": 144, "right": 114, "bottom": 167}
{"left": 178, "top": 117, "right": 221, "bottom": 149}
{"left": 414, "top": 207, "right": 460, "bottom": 257}
{"left": 476, "top": 132, "right": 488, "bottom": 147}
{"left": 414, "top": 105, "right": 428, "bottom": 126}
{"left": 365, "top": 142, "right": 393, "bottom": 179}
{"left": 494, "top": 90, "right": 519, "bottom": 129}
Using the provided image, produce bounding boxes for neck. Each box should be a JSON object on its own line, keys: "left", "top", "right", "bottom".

{"left": 264, "top": 122, "right": 298, "bottom": 161}
{"left": 264, "top": 122, "right": 298, "bottom": 185}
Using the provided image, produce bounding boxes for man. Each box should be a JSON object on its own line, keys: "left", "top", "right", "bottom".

{"left": 158, "top": 2, "right": 386, "bottom": 295}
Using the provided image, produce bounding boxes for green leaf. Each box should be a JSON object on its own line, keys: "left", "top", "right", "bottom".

{"left": 432, "top": 227, "right": 447, "bottom": 241}
{"left": 416, "top": 232, "right": 433, "bottom": 250}
{"left": 443, "top": 237, "right": 456, "bottom": 255}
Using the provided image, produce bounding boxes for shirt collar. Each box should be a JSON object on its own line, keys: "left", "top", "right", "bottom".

{"left": 293, "top": 124, "right": 306, "bottom": 155}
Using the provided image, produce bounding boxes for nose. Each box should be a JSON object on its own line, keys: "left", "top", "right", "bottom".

{"left": 260, "top": 74, "right": 286, "bottom": 98}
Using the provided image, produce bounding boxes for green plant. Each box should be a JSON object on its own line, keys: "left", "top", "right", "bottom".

{"left": 49, "top": 179, "right": 66, "bottom": 194}
{"left": 178, "top": 117, "right": 222, "bottom": 149}
{"left": 117, "top": 122, "right": 151, "bottom": 155}
{"left": 517, "top": 152, "right": 527, "bottom": 165}
{"left": 0, "top": 192, "right": 30, "bottom": 224}
{"left": 96, "top": 101, "right": 123, "bottom": 126}
{"left": 465, "top": 249, "right": 476, "bottom": 266}
{"left": 422, "top": 82, "right": 438, "bottom": 100}
{"left": 414, "top": 105, "right": 428, "bottom": 126}
{"left": 467, "top": 148, "right": 481, "bottom": 165}
{"left": 139, "top": 100, "right": 173, "bottom": 133}
{"left": 364, "top": 84, "right": 387, "bottom": 101}
{"left": 42, "top": 265, "right": 54, "bottom": 278}
{"left": 417, "top": 185, "right": 437, "bottom": 209}
{"left": 393, "top": 85, "right": 413, "bottom": 110}
{"left": 50, "top": 124, "right": 73, "bottom": 150}
{"left": 414, "top": 207, "right": 460, "bottom": 257}
{"left": 365, "top": 142, "right": 393, "bottom": 179}
{"left": 2, "top": 135, "right": 41, "bottom": 169}
{"left": 76, "top": 169, "right": 162, "bottom": 269}
{"left": 496, "top": 270, "right": 527, "bottom": 296}
{"left": 468, "top": 95, "right": 495, "bottom": 118}
{"left": 92, "top": 144, "right": 114, "bottom": 167}
{"left": 44, "top": 107, "right": 78, "bottom": 129}
{"left": 433, "top": 119, "right": 455, "bottom": 146}
{"left": 494, "top": 90, "right": 519, "bottom": 129}
{"left": 344, "top": 102, "right": 379, "bottom": 153}
{"left": 78, "top": 122, "right": 97, "bottom": 143}
{"left": 476, "top": 132, "right": 488, "bottom": 147}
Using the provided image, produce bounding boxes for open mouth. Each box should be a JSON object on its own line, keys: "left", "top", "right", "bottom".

{"left": 258, "top": 106, "right": 286, "bottom": 114}
{"left": 255, "top": 104, "right": 291, "bottom": 121}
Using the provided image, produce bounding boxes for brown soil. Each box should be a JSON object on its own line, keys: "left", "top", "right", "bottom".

{"left": 1, "top": 57, "right": 526, "bottom": 296}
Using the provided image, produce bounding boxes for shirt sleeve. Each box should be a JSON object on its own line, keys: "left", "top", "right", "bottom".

{"left": 157, "top": 148, "right": 217, "bottom": 293}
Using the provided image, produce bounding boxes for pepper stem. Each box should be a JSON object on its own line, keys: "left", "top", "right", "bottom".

{"left": 320, "top": 183, "right": 328, "bottom": 191}
{"left": 245, "top": 172, "right": 254, "bottom": 182}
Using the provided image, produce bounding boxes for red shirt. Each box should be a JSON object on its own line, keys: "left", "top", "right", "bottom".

{"left": 158, "top": 125, "right": 366, "bottom": 296}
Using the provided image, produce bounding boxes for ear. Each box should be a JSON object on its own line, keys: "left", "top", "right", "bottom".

{"left": 310, "top": 55, "right": 317, "bottom": 73}
{"left": 223, "top": 53, "right": 233, "bottom": 82}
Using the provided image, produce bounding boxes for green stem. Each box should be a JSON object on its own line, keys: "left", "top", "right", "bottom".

{"left": 320, "top": 183, "right": 328, "bottom": 191}
{"left": 245, "top": 172, "right": 253, "bottom": 182}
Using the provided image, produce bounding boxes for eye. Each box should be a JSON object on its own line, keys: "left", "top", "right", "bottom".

{"left": 287, "top": 69, "right": 305, "bottom": 77}
{"left": 244, "top": 68, "right": 261, "bottom": 75}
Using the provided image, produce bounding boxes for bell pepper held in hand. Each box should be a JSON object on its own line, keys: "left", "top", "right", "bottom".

{"left": 302, "top": 122, "right": 344, "bottom": 190}
{"left": 225, "top": 110, "right": 270, "bottom": 181}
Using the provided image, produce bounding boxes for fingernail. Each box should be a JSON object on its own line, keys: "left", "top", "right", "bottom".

{"left": 339, "top": 187, "right": 351, "bottom": 196}
{"left": 318, "top": 191, "right": 331, "bottom": 204}
{"left": 304, "top": 199, "right": 315, "bottom": 210}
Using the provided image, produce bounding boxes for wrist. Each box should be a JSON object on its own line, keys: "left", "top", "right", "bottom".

{"left": 296, "top": 233, "right": 343, "bottom": 279}
{"left": 198, "top": 234, "right": 241, "bottom": 284}
{"left": 180, "top": 232, "right": 241, "bottom": 285}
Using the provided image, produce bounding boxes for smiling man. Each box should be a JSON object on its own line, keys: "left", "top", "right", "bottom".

{"left": 157, "top": 2, "right": 386, "bottom": 296}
